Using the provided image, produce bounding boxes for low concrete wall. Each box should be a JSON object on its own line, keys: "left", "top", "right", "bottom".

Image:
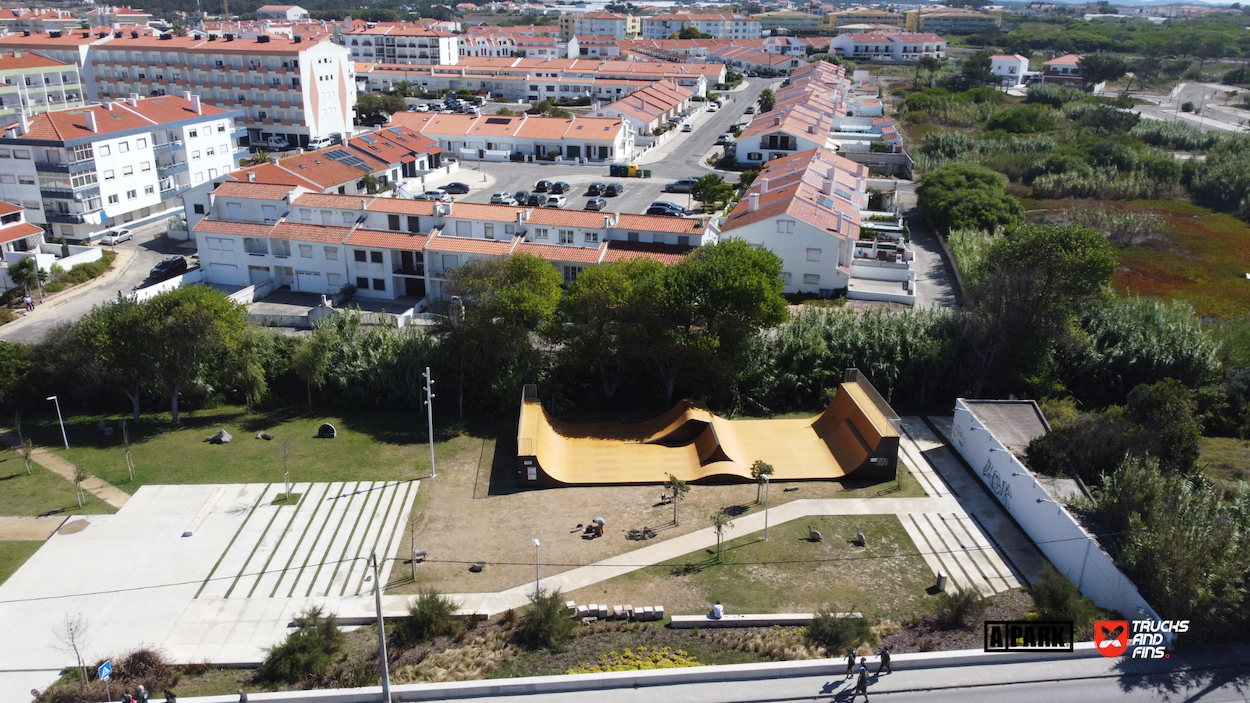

{"left": 950, "top": 401, "right": 1164, "bottom": 630}
{"left": 840, "top": 151, "right": 914, "bottom": 179}
{"left": 852, "top": 259, "right": 914, "bottom": 283}
{"left": 228, "top": 277, "right": 278, "bottom": 305}
{"left": 133, "top": 267, "right": 205, "bottom": 302}
{"left": 56, "top": 245, "right": 104, "bottom": 271}
{"left": 172, "top": 643, "right": 1105, "bottom": 702}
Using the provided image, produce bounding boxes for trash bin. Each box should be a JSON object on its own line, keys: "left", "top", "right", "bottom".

{"left": 642, "top": 168, "right": 652, "bottom": 178}
{"left": 628, "top": 164, "right": 638, "bottom": 177}
{"left": 609, "top": 164, "right": 620, "bottom": 177}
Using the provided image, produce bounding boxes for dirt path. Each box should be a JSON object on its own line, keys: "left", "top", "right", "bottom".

{"left": 0, "top": 516, "right": 67, "bottom": 540}
{"left": 27, "top": 447, "right": 131, "bottom": 510}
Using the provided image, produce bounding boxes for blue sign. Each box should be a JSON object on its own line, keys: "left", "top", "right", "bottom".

{"left": 98, "top": 660, "right": 112, "bottom": 681}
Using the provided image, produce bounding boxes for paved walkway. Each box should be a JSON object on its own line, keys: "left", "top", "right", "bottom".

{"left": 28, "top": 447, "right": 131, "bottom": 509}
{"left": 0, "top": 247, "right": 137, "bottom": 340}
{"left": 0, "top": 516, "right": 67, "bottom": 540}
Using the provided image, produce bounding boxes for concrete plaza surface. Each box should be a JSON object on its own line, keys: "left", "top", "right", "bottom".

{"left": 0, "top": 482, "right": 418, "bottom": 702}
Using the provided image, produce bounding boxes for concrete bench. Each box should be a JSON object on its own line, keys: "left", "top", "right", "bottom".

{"left": 670, "top": 612, "right": 861, "bottom": 629}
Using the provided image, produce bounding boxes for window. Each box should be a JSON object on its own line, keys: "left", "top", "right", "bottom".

{"left": 299, "top": 244, "right": 312, "bottom": 258}
{"left": 324, "top": 247, "right": 338, "bottom": 260}
{"left": 781, "top": 271, "right": 792, "bottom": 281}
{"left": 126, "top": 189, "right": 137, "bottom": 200}
{"left": 123, "top": 165, "right": 133, "bottom": 176}
{"left": 342, "top": 213, "right": 353, "bottom": 225}
{"left": 18, "top": 176, "right": 33, "bottom": 185}
{"left": 137, "top": 137, "right": 147, "bottom": 148}
{"left": 678, "top": 236, "right": 690, "bottom": 247}
{"left": 803, "top": 273, "right": 820, "bottom": 285}
{"left": 354, "top": 249, "right": 367, "bottom": 262}
{"left": 563, "top": 265, "right": 583, "bottom": 284}
{"left": 191, "top": 150, "right": 201, "bottom": 160}
{"left": 387, "top": 214, "right": 400, "bottom": 231}
{"left": 584, "top": 231, "right": 598, "bottom": 243}
{"left": 108, "top": 194, "right": 119, "bottom": 204}
{"left": 484, "top": 223, "right": 494, "bottom": 240}
{"left": 328, "top": 272, "right": 341, "bottom": 287}
{"left": 206, "top": 147, "right": 215, "bottom": 157}
{"left": 0, "top": 175, "right": 12, "bottom": 183}
{"left": 118, "top": 141, "right": 129, "bottom": 153}
{"left": 103, "top": 169, "right": 115, "bottom": 180}
{"left": 806, "top": 248, "right": 821, "bottom": 261}
{"left": 141, "top": 161, "right": 151, "bottom": 172}
{"left": 356, "top": 276, "right": 369, "bottom": 289}
{"left": 534, "top": 227, "right": 548, "bottom": 240}
{"left": 96, "top": 146, "right": 109, "bottom": 157}
{"left": 559, "top": 229, "right": 574, "bottom": 244}
{"left": 193, "top": 203, "right": 205, "bottom": 214}
{"left": 217, "top": 124, "right": 226, "bottom": 133}
{"left": 373, "top": 278, "right": 386, "bottom": 291}
{"left": 370, "top": 251, "right": 383, "bottom": 264}
{"left": 188, "top": 129, "right": 198, "bottom": 138}
{"left": 777, "top": 219, "right": 795, "bottom": 233}
{"left": 144, "top": 185, "right": 154, "bottom": 195}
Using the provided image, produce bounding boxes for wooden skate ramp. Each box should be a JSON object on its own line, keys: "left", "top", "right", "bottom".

{"left": 517, "top": 374, "right": 901, "bottom": 487}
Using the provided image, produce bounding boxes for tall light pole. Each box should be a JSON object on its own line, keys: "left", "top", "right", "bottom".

{"left": 762, "top": 474, "right": 770, "bottom": 541}
{"left": 46, "top": 396, "right": 68, "bottom": 450}
{"left": 370, "top": 551, "right": 391, "bottom": 703}
{"left": 422, "top": 367, "right": 435, "bottom": 478}
{"left": 533, "top": 538, "right": 541, "bottom": 599}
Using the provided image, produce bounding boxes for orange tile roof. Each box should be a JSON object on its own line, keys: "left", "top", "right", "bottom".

{"left": 9, "top": 96, "right": 230, "bottom": 142}
{"left": 0, "top": 201, "right": 22, "bottom": 215}
{"left": 0, "top": 221, "right": 43, "bottom": 245}
{"left": 602, "top": 240, "right": 694, "bottom": 265}
{"left": 425, "top": 234, "right": 517, "bottom": 255}
{"left": 445, "top": 203, "right": 524, "bottom": 222}
{"left": 270, "top": 221, "right": 352, "bottom": 244}
{"left": 514, "top": 240, "right": 606, "bottom": 264}
{"left": 193, "top": 219, "right": 275, "bottom": 236}
{"left": 526, "top": 209, "right": 615, "bottom": 229}
{"left": 614, "top": 213, "right": 706, "bottom": 235}
{"left": 293, "top": 193, "right": 375, "bottom": 208}
{"left": 0, "top": 51, "right": 69, "bottom": 70}
{"left": 214, "top": 181, "right": 296, "bottom": 200}
{"left": 346, "top": 229, "right": 429, "bottom": 250}
{"left": 366, "top": 198, "right": 437, "bottom": 216}
{"left": 279, "top": 151, "right": 383, "bottom": 188}
{"left": 0, "top": 31, "right": 102, "bottom": 48}
{"left": 228, "top": 163, "right": 321, "bottom": 190}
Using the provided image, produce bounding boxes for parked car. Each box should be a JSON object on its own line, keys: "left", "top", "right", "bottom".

{"left": 550, "top": 181, "right": 572, "bottom": 194}
{"left": 100, "top": 228, "right": 132, "bottom": 245}
{"left": 427, "top": 102, "right": 444, "bottom": 111}
{"left": 150, "top": 256, "right": 188, "bottom": 280}
{"left": 664, "top": 178, "right": 698, "bottom": 193}
{"left": 604, "top": 183, "right": 625, "bottom": 197}
{"left": 545, "top": 195, "right": 567, "bottom": 208}
{"left": 443, "top": 182, "right": 470, "bottom": 194}
{"left": 420, "top": 189, "right": 451, "bottom": 202}
{"left": 412, "top": 103, "right": 429, "bottom": 112}
{"left": 307, "top": 135, "right": 334, "bottom": 150}
{"left": 585, "top": 197, "right": 607, "bottom": 211}
{"left": 534, "top": 180, "right": 552, "bottom": 192}
{"left": 747, "top": 71, "right": 759, "bottom": 77}
{"left": 706, "top": 104, "right": 719, "bottom": 113}
{"left": 647, "top": 201, "right": 687, "bottom": 217}
{"left": 716, "top": 133, "right": 734, "bottom": 145}
{"left": 745, "top": 105, "right": 756, "bottom": 114}
{"left": 265, "top": 134, "right": 290, "bottom": 150}
{"left": 681, "top": 123, "right": 693, "bottom": 132}
{"left": 490, "top": 190, "right": 515, "bottom": 204}
{"left": 587, "top": 182, "right": 607, "bottom": 196}
{"left": 525, "top": 193, "right": 545, "bottom": 206}
{"left": 514, "top": 189, "right": 530, "bottom": 203}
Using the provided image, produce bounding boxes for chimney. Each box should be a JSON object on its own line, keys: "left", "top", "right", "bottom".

{"left": 759, "top": 177, "right": 769, "bottom": 194}
{"left": 191, "top": 95, "right": 202, "bottom": 114}
{"left": 774, "top": 115, "right": 781, "bottom": 126}
{"left": 84, "top": 109, "right": 97, "bottom": 132}
{"left": 182, "top": 90, "right": 192, "bottom": 100}
{"left": 12, "top": 51, "right": 20, "bottom": 58}
{"left": 248, "top": 170, "right": 257, "bottom": 182}
{"left": 835, "top": 210, "right": 843, "bottom": 232}
{"left": 747, "top": 193, "right": 759, "bottom": 212}
{"left": 821, "top": 179, "right": 832, "bottom": 195}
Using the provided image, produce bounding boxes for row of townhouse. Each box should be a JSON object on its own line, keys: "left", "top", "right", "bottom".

{"left": 752, "top": 11, "right": 824, "bottom": 34}
{"left": 0, "top": 50, "right": 84, "bottom": 118}
{"left": 642, "top": 14, "right": 762, "bottom": 41}
{"left": 0, "top": 93, "right": 241, "bottom": 241}
{"left": 355, "top": 57, "right": 721, "bottom": 104}
{"left": 336, "top": 23, "right": 461, "bottom": 66}
{"left": 391, "top": 111, "right": 633, "bottom": 163}
{"left": 192, "top": 180, "right": 717, "bottom": 301}
{"left": 589, "top": 78, "right": 694, "bottom": 136}
{"left": 827, "top": 32, "right": 946, "bottom": 62}
{"left": 558, "top": 12, "right": 641, "bottom": 41}
{"left": 824, "top": 6, "right": 1001, "bottom": 33}
{"left": 0, "top": 29, "right": 355, "bottom": 149}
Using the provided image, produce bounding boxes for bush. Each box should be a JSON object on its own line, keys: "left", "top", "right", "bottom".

{"left": 938, "top": 585, "right": 988, "bottom": 630}
{"left": 513, "top": 588, "right": 576, "bottom": 650}
{"left": 986, "top": 105, "right": 1055, "bottom": 133}
{"left": 1026, "top": 82, "right": 1088, "bottom": 108}
{"left": 804, "top": 607, "right": 874, "bottom": 652}
{"left": 1029, "top": 564, "right": 1099, "bottom": 637}
{"left": 1181, "top": 101, "right": 1197, "bottom": 113}
{"left": 393, "top": 589, "right": 462, "bottom": 646}
{"left": 257, "top": 606, "right": 344, "bottom": 685}
{"left": 567, "top": 646, "right": 702, "bottom": 674}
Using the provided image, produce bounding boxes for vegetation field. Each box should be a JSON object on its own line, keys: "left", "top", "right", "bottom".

{"left": 1200, "top": 436, "right": 1250, "bottom": 490}
{"left": 0, "top": 454, "right": 116, "bottom": 517}
{"left": 567, "top": 515, "right": 938, "bottom": 619}
{"left": 0, "top": 541, "right": 42, "bottom": 586}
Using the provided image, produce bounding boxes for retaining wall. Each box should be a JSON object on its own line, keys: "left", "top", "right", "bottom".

{"left": 133, "top": 267, "right": 205, "bottom": 302}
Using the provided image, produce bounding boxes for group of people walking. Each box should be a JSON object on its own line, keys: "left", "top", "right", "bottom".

{"left": 845, "top": 646, "right": 891, "bottom": 701}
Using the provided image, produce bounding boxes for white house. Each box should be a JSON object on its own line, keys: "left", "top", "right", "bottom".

{"left": 827, "top": 32, "right": 946, "bottom": 62}
{"left": 642, "top": 14, "right": 761, "bottom": 40}
{"left": 990, "top": 53, "right": 1030, "bottom": 86}
{"left": 395, "top": 112, "right": 634, "bottom": 163}
{"left": 255, "top": 5, "right": 311, "bottom": 21}
{"left": 0, "top": 93, "right": 242, "bottom": 242}
{"left": 340, "top": 23, "right": 461, "bottom": 66}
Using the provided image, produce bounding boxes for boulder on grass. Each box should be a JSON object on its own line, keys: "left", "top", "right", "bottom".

{"left": 257, "top": 432, "right": 275, "bottom": 441}
{"left": 318, "top": 423, "right": 337, "bottom": 439}
{"left": 206, "top": 429, "right": 233, "bottom": 444}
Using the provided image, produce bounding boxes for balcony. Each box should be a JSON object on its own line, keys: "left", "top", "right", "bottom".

{"left": 157, "top": 161, "right": 189, "bottom": 176}
{"left": 393, "top": 264, "right": 425, "bottom": 277}
{"left": 34, "top": 161, "right": 70, "bottom": 173}
{"left": 39, "top": 184, "right": 99, "bottom": 201}
{"left": 45, "top": 208, "right": 101, "bottom": 224}
{"left": 152, "top": 140, "right": 184, "bottom": 155}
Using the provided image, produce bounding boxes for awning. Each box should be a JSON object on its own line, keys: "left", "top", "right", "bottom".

{"left": 400, "top": 155, "right": 417, "bottom": 163}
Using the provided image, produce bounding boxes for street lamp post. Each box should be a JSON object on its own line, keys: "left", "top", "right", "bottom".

{"left": 533, "top": 538, "right": 541, "bottom": 599}
{"left": 762, "top": 474, "right": 770, "bottom": 541}
{"left": 370, "top": 552, "right": 391, "bottom": 703}
{"left": 423, "top": 367, "right": 435, "bottom": 478}
{"left": 46, "top": 396, "right": 67, "bottom": 450}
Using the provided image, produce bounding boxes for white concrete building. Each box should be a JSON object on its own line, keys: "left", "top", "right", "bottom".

{"left": 642, "top": 14, "right": 761, "bottom": 40}
{"left": 339, "top": 23, "right": 461, "bottom": 66}
{"left": 827, "top": 32, "right": 946, "bottom": 62}
{"left": 0, "top": 94, "right": 242, "bottom": 242}
{"left": 256, "top": 5, "right": 311, "bottom": 21}
{"left": 0, "top": 50, "right": 85, "bottom": 118}
{"left": 591, "top": 78, "right": 693, "bottom": 136}
{"left": 394, "top": 111, "right": 634, "bottom": 163}
{"left": 990, "top": 53, "right": 1030, "bottom": 87}
{"left": 559, "top": 12, "right": 641, "bottom": 41}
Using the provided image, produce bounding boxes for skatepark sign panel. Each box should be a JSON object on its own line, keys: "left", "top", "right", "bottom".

{"left": 983, "top": 620, "right": 1074, "bottom": 653}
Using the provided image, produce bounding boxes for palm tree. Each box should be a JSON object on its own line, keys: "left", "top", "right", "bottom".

{"left": 9, "top": 257, "right": 45, "bottom": 301}
{"left": 240, "top": 149, "right": 271, "bottom": 168}
{"left": 758, "top": 88, "right": 776, "bottom": 112}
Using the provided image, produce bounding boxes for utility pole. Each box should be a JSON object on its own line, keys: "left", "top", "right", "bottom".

{"left": 423, "top": 367, "right": 436, "bottom": 478}
{"left": 371, "top": 552, "right": 391, "bottom": 703}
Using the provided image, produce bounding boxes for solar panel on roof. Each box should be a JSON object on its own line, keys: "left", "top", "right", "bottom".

{"left": 359, "top": 135, "right": 376, "bottom": 143}
{"left": 485, "top": 117, "right": 511, "bottom": 124}
{"left": 325, "top": 148, "right": 369, "bottom": 171}
{"left": 387, "top": 127, "right": 406, "bottom": 135}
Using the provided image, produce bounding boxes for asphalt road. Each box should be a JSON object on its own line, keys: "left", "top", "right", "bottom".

{"left": 0, "top": 218, "right": 188, "bottom": 344}
{"left": 1133, "top": 82, "right": 1250, "bottom": 133}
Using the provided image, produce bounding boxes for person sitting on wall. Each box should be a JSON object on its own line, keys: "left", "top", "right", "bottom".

{"left": 710, "top": 601, "right": 724, "bottom": 619}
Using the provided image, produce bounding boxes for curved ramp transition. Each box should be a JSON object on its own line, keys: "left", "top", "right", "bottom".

{"left": 517, "top": 374, "right": 900, "bottom": 487}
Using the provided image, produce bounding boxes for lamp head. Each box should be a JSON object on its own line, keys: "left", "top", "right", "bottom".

{"left": 532, "top": 538, "right": 540, "bottom": 547}
{"left": 46, "top": 396, "right": 56, "bottom": 401}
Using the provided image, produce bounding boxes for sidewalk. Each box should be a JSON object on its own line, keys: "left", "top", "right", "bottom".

{"left": 0, "top": 247, "right": 137, "bottom": 338}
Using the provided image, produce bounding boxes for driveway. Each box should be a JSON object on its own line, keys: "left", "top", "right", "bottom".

{"left": 870, "top": 177, "right": 959, "bottom": 310}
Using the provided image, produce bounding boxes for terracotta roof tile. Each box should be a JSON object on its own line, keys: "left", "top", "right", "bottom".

{"left": 425, "top": 234, "right": 517, "bottom": 255}
{"left": 0, "top": 201, "right": 22, "bottom": 216}
{"left": 193, "top": 219, "right": 275, "bottom": 236}
{"left": 228, "top": 163, "right": 321, "bottom": 190}
{"left": 526, "top": 209, "right": 615, "bottom": 228}
{"left": 270, "top": 221, "right": 352, "bottom": 244}
{"left": 614, "top": 213, "right": 706, "bottom": 235}
{"left": 214, "top": 181, "right": 295, "bottom": 200}
{"left": 367, "top": 198, "right": 437, "bottom": 216}
{"left": 513, "top": 240, "right": 606, "bottom": 264}
{"left": 293, "top": 193, "right": 375, "bottom": 208}
{"left": 346, "top": 229, "right": 430, "bottom": 250}
{"left": 602, "top": 240, "right": 695, "bottom": 265}
{"left": 0, "top": 221, "right": 43, "bottom": 245}
{"left": 445, "top": 203, "right": 525, "bottom": 222}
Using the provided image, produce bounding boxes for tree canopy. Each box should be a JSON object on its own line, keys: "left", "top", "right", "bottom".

{"left": 916, "top": 163, "right": 1025, "bottom": 235}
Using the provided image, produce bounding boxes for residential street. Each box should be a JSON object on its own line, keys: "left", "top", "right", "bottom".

{"left": 1133, "top": 82, "right": 1250, "bottom": 133}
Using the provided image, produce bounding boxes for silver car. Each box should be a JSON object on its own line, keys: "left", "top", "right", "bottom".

{"left": 100, "top": 228, "right": 132, "bottom": 245}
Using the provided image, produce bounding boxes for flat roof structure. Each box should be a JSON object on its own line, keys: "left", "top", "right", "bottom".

{"left": 517, "top": 370, "right": 899, "bottom": 486}
{"left": 962, "top": 400, "right": 1050, "bottom": 457}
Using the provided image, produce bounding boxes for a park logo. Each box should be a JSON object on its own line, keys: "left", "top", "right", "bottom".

{"left": 1094, "top": 620, "right": 1129, "bottom": 658}
{"left": 984, "top": 620, "right": 1074, "bottom": 653}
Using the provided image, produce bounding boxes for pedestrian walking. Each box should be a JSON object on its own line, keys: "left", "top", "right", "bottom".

{"left": 845, "top": 648, "right": 856, "bottom": 679}
{"left": 851, "top": 666, "right": 871, "bottom": 701}
{"left": 121, "top": 691, "right": 133, "bottom": 703}
{"left": 238, "top": 690, "right": 249, "bottom": 703}
{"left": 137, "top": 685, "right": 149, "bottom": 701}
{"left": 23, "top": 294, "right": 33, "bottom": 311}
{"left": 164, "top": 690, "right": 177, "bottom": 703}
{"left": 878, "top": 646, "right": 892, "bottom": 674}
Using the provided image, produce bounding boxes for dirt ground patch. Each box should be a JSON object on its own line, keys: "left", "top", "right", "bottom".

{"left": 387, "top": 434, "right": 923, "bottom": 595}
{"left": 564, "top": 515, "right": 938, "bottom": 619}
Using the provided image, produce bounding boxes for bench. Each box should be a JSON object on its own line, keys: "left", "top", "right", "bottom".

{"left": 670, "top": 612, "right": 862, "bottom": 629}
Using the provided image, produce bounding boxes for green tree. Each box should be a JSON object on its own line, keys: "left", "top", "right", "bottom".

{"left": 750, "top": 459, "right": 774, "bottom": 503}
{"left": 1195, "top": 36, "right": 1230, "bottom": 70}
{"left": 915, "top": 163, "right": 1024, "bottom": 235}
{"left": 1077, "top": 53, "right": 1127, "bottom": 88}
{"left": 172, "top": 24, "right": 188, "bottom": 36}
{"left": 691, "top": 173, "right": 732, "bottom": 212}
{"left": 665, "top": 473, "right": 689, "bottom": 525}
{"left": 446, "top": 253, "right": 563, "bottom": 329}
{"left": 710, "top": 509, "right": 733, "bottom": 562}
{"left": 1126, "top": 378, "right": 1202, "bottom": 475}
{"left": 146, "top": 286, "right": 248, "bottom": 422}
{"left": 0, "top": 342, "right": 30, "bottom": 410}
{"left": 223, "top": 325, "right": 274, "bottom": 413}
{"left": 678, "top": 25, "right": 709, "bottom": 39}
{"left": 355, "top": 92, "right": 405, "bottom": 121}
{"left": 240, "top": 149, "right": 271, "bottom": 167}
{"left": 916, "top": 55, "right": 942, "bottom": 89}
{"left": 291, "top": 321, "right": 336, "bottom": 408}
{"left": 257, "top": 606, "right": 344, "bottom": 684}
{"left": 958, "top": 50, "right": 994, "bottom": 88}
{"left": 9, "top": 257, "right": 46, "bottom": 301}
{"left": 1076, "top": 103, "right": 1141, "bottom": 135}
{"left": 966, "top": 224, "right": 1117, "bottom": 396}
{"left": 77, "top": 295, "right": 158, "bottom": 422}
{"left": 758, "top": 88, "right": 776, "bottom": 112}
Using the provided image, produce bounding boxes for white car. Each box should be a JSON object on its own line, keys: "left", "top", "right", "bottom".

{"left": 490, "top": 191, "right": 516, "bottom": 204}
{"left": 544, "top": 195, "right": 567, "bottom": 208}
{"left": 100, "top": 228, "right": 132, "bottom": 245}
{"left": 707, "top": 104, "right": 719, "bottom": 112}
{"left": 306, "top": 135, "right": 333, "bottom": 150}
{"left": 419, "top": 189, "right": 451, "bottom": 202}
{"left": 413, "top": 103, "right": 430, "bottom": 112}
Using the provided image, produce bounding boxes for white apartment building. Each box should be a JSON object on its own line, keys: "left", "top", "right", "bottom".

{"left": 991, "top": 53, "right": 1030, "bottom": 87}
{"left": 559, "top": 12, "right": 641, "bottom": 41}
{"left": 338, "top": 23, "right": 461, "bottom": 66}
{"left": 0, "top": 50, "right": 84, "bottom": 118}
{"left": 827, "top": 32, "right": 946, "bottom": 62}
{"left": 256, "top": 5, "right": 311, "bottom": 21}
{"left": 642, "top": 14, "right": 761, "bottom": 40}
{"left": 88, "top": 33, "right": 355, "bottom": 148}
{"left": 0, "top": 94, "right": 242, "bottom": 242}
{"left": 192, "top": 181, "right": 718, "bottom": 299}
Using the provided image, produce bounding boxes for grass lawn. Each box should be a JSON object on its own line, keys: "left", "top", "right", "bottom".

{"left": 0, "top": 455, "right": 116, "bottom": 517}
{"left": 22, "top": 406, "right": 477, "bottom": 494}
{"left": 566, "top": 515, "right": 938, "bottom": 621}
{"left": 1200, "top": 436, "right": 1250, "bottom": 490}
{"left": 0, "top": 541, "right": 42, "bottom": 586}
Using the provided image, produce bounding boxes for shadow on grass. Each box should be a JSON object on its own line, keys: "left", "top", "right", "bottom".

{"left": 671, "top": 559, "right": 717, "bottom": 576}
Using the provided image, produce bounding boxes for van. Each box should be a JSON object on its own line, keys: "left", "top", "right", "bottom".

{"left": 265, "top": 134, "right": 289, "bottom": 150}
{"left": 307, "top": 135, "right": 333, "bottom": 150}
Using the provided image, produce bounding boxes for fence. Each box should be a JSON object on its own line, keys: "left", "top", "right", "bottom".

{"left": 133, "top": 267, "right": 205, "bottom": 302}
{"left": 950, "top": 400, "right": 1165, "bottom": 631}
